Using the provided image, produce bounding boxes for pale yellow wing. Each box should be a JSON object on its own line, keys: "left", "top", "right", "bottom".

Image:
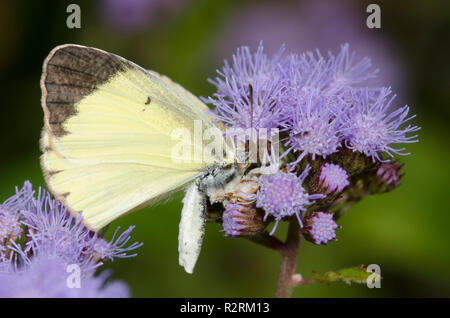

{"left": 42, "top": 130, "right": 199, "bottom": 229}
{"left": 40, "top": 44, "right": 221, "bottom": 231}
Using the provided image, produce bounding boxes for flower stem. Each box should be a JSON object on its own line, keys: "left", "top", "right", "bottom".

{"left": 275, "top": 221, "right": 302, "bottom": 298}
{"left": 246, "top": 232, "right": 285, "bottom": 252}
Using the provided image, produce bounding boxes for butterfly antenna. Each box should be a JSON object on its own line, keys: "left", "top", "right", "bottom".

{"left": 249, "top": 83, "right": 254, "bottom": 130}
{"left": 249, "top": 83, "right": 255, "bottom": 163}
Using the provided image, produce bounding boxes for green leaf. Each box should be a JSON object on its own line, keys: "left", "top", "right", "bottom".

{"left": 306, "top": 265, "right": 374, "bottom": 285}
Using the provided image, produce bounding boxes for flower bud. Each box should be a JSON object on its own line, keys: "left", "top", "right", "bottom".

{"left": 311, "top": 163, "right": 350, "bottom": 195}
{"left": 302, "top": 212, "right": 338, "bottom": 245}
{"left": 222, "top": 202, "right": 265, "bottom": 237}
{"left": 369, "top": 162, "right": 403, "bottom": 193}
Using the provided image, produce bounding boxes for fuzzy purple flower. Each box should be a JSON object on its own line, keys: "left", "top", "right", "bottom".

{"left": 20, "top": 188, "right": 98, "bottom": 273}
{"left": 19, "top": 187, "right": 142, "bottom": 274}
{"left": 341, "top": 87, "right": 420, "bottom": 162}
{"left": 204, "top": 43, "right": 286, "bottom": 132}
{"left": 324, "top": 43, "right": 378, "bottom": 94}
{"left": 276, "top": 45, "right": 380, "bottom": 166}
{"left": 303, "top": 212, "right": 338, "bottom": 245}
{"left": 281, "top": 89, "right": 343, "bottom": 164}
{"left": 0, "top": 255, "right": 130, "bottom": 298}
{"left": 0, "top": 182, "right": 142, "bottom": 297}
{"left": 279, "top": 44, "right": 376, "bottom": 99}
{"left": 256, "top": 167, "right": 325, "bottom": 235}
{"left": 319, "top": 163, "right": 350, "bottom": 194}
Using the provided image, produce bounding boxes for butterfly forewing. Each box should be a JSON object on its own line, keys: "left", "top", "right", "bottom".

{"left": 40, "top": 44, "right": 221, "bottom": 231}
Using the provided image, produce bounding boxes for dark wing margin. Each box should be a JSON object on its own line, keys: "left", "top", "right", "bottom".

{"left": 40, "top": 44, "right": 129, "bottom": 137}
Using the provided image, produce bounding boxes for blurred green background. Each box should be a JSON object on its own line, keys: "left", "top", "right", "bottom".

{"left": 1, "top": 0, "right": 449, "bottom": 297}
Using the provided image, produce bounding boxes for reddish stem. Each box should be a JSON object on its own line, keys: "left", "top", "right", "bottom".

{"left": 275, "top": 221, "right": 302, "bottom": 298}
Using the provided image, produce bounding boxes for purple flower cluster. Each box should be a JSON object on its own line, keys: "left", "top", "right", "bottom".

{"left": 0, "top": 255, "right": 130, "bottom": 298}
{"left": 207, "top": 43, "right": 419, "bottom": 242}
{"left": 207, "top": 43, "right": 419, "bottom": 163}
{"left": 0, "top": 181, "right": 142, "bottom": 297}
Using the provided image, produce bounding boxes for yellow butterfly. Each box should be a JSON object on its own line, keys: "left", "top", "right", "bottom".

{"left": 40, "top": 44, "right": 238, "bottom": 273}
